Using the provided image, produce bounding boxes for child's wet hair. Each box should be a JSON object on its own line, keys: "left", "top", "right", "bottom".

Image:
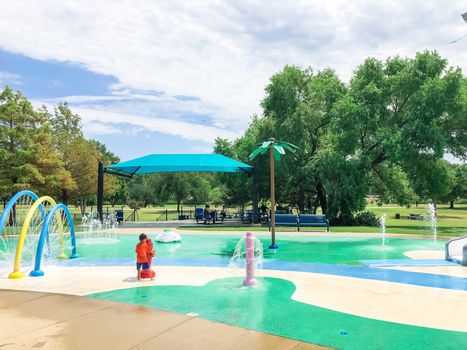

{"left": 139, "top": 233, "right": 147, "bottom": 241}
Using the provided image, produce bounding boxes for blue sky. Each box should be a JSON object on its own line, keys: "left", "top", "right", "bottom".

{"left": 0, "top": 1, "right": 466, "bottom": 161}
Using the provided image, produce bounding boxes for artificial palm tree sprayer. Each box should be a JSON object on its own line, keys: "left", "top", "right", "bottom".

{"left": 248, "top": 138, "right": 298, "bottom": 249}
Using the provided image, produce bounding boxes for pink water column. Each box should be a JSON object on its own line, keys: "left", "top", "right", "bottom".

{"left": 243, "top": 232, "right": 257, "bottom": 286}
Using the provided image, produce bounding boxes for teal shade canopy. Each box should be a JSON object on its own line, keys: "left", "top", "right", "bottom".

{"left": 105, "top": 154, "right": 253, "bottom": 176}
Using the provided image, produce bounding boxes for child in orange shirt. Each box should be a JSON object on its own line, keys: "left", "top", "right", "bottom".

{"left": 135, "top": 233, "right": 153, "bottom": 280}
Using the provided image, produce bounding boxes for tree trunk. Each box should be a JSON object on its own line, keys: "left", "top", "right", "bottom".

{"left": 307, "top": 197, "right": 313, "bottom": 213}
{"left": 450, "top": 200, "right": 454, "bottom": 209}
{"left": 297, "top": 191, "right": 305, "bottom": 212}
{"left": 61, "top": 190, "right": 68, "bottom": 206}
{"left": 80, "top": 198, "right": 87, "bottom": 216}
{"left": 8, "top": 191, "right": 16, "bottom": 226}
{"left": 312, "top": 196, "right": 320, "bottom": 214}
{"left": 9, "top": 203, "right": 16, "bottom": 226}
{"left": 269, "top": 145, "right": 276, "bottom": 248}
{"left": 177, "top": 200, "right": 181, "bottom": 214}
{"left": 316, "top": 181, "right": 327, "bottom": 215}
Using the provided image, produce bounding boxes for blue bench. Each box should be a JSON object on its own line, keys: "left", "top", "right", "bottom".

{"left": 298, "top": 214, "right": 329, "bottom": 232}
{"left": 195, "top": 208, "right": 204, "bottom": 223}
{"left": 269, "top": 214, "right": 298, "bottom": 230}
{"left": 240, "top": 210, "right": 253, "bottom": 224}
{"left": 195, "top": 208, "right": 220, "bottom": 224}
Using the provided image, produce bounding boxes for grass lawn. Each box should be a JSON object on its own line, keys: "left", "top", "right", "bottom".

{"left": 64, "top": 202, "right": 467, "bottom": 237}
{"left": 67, "top": 203, "right": 208, "bottom": 222}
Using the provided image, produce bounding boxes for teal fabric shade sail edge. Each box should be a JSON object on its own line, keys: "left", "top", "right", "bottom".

{"left": 105, "top": 154, "right": 253, "bottom": 176}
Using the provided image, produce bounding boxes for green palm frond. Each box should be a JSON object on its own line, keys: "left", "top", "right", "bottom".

{"left": 274, "top": 144, "right": 285, "bottom": 155}
{"left": 248, "top": 147, "right": 263, "bottom": 160}
{"left": 273, "top": 147, "right": 282, "bottom": 161}
{"left": 249, "top": 139, "right": 299, "bottom": 161}
{"left": 278, "top": 141, "right": 298, "bottom": 153}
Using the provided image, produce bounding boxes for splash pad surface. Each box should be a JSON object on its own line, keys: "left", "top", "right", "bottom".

{"left": 66, "top": 233, "right": 446, "bottom": 263}
{"left": 1, "top": 232, "right": 466, "bottom": 350}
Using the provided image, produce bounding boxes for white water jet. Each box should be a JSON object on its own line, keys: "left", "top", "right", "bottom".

{"left": 379, "top": 214, "right": 387, "bottom": 246}
{"left": 426, "top": 203, "right": 437, "bottom": 243}
{"left": 79, "top": 210, "right": 119, "bottom": 245}
{"left": 229, "top": 233, "right": 263, "bottom": 284}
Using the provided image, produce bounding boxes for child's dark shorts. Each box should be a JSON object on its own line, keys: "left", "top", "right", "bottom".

{"left": 136, "top": 262, "right": 149, "bottom": 270}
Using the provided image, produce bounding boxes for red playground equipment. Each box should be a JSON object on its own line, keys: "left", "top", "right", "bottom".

{"left": 140, "top": 269, "right": 156, "bottom": 279}
{"left": 140, "top": 237, "right": 156, "bottom": 279}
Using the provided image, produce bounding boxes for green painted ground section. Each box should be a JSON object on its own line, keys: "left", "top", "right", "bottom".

{"left": 89, "top": 277, "right": 466, "bottom": 350}
{"left": 71, "top": 234, "right": 444, "bottom": 265}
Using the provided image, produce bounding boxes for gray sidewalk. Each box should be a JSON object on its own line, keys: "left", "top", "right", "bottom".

{"left": 0, "top": 289, "right": 330, "bottom": 350}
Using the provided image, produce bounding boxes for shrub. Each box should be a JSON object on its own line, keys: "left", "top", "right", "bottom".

{"left": 354, "top": 211, "right": 379, "bottom": 226}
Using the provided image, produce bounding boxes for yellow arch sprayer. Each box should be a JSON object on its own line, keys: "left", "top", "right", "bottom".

{"left": 8, "top": 196, "right": 67, "bottom": 279}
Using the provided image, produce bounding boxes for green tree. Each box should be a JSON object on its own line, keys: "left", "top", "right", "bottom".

{"left": 156, "top": 173, "right": 210, "bottom": 214}
{"left": 214, "top": 135, "right": 255, "bottom": 210}
{"left": 126, "top": 172, "right": 211, "bottom": 213}
{"left": 331, "top": 52, "right": 465, "bottom": 212}
{"left": 49, "top": 103, "right": 99, "bottom": 208}
{"left": 441, "top": 164, "right": 467, "bottom": 208}
{"left": 256, "top": 66, "right": 347, "bottom": 215}
{"left": 90, "top": 139, "right": 123, "bottom": 205}
{"left": 127, "top": 175, "right": 158, "bottom": 207}
{"left": 0, "top": 87, "right": 64, "bottom": 197}
{"left": 230, "top": 51, "right": 466, "bottom": 223}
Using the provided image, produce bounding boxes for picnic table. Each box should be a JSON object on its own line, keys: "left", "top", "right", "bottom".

{"left": 408, "top": 213, "right": 424, "bottom": 220}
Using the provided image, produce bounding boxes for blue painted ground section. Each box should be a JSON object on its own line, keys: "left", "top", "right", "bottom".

{"left": 359, "top": 259, "right": 458, "bottom": 267}
{"left": 55, "top": 257, "right": 467, "bottom": 291}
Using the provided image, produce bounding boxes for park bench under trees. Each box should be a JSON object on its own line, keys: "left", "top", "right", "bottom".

{"left": 408, "top": 213, "right": 424, "bottom": 220}
{"left": 269, "top": 214, "right": 330, "bottom": 232}
{"left": 195, "top": 207, "right": 225, "bottom": 224}
{"left": 298, "top": 214, "right": 330, "bottom": 232}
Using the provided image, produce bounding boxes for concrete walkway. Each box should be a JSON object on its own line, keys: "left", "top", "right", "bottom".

{"left": 0, "top": 289, "right": 330, "bottom": 350}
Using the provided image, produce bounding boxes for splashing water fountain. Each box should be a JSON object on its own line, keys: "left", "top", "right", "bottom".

{"left": 229, "top": 232, "right": 263, "bottom": 286}
{"left": 79, "top": 210, "right": 119, "bottom": 245}
{"left": 426, "top": 203, "right": 437, "bottom": 243}
{"left": 379, "top": 214, "right": 387, "bottom": 246}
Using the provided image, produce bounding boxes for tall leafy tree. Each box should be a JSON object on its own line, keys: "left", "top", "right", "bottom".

{"left": 0, "top": 87, "right": 64, "bottom": 197}
{"left": 156, "top": 173, "right": 210, "bottom": 214}
{"left": 127, "top": 173, "right": 211, "bottom": 214}
{"left": 442, "top": 164, "right": 467, "bottom": 208}
{"left": 331, "top": 51, "right": 465, "bottom": 212}
{"left": 214, "top": 135, "right": 255, "bottom": 209}
{"left": 50, "top": 103, "right": 98, "bottom": 207}
{"left": 257, "top": 66, "right": 346, "bottom": 215}
{"left": 229, "top": 51, "right": 466, "bottom": 222}
{"left": 90, "top": 139, "right": 122, "bottom": 205}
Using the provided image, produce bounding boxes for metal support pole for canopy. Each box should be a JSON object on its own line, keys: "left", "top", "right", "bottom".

{"left": 97, "top": 161, "right": 104, "bottom": 222}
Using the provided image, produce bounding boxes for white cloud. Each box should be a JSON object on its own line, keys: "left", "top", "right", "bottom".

{"left": 32, "top": 98, "right": 239, "bottom": 143}
{"left": 82, "top": 121, "right": 123, "bottom": 135}
{"left": 44, "top": 90, "right": 236, "bottom": 130}
{"left": 0, "top": 71, "right": 22, "bottom": 85}
{"left": 1, "top": 0, "right": 466, "bottom": 142}
{"left": 74, "top": 107, "right": 239, "bottom": 142}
